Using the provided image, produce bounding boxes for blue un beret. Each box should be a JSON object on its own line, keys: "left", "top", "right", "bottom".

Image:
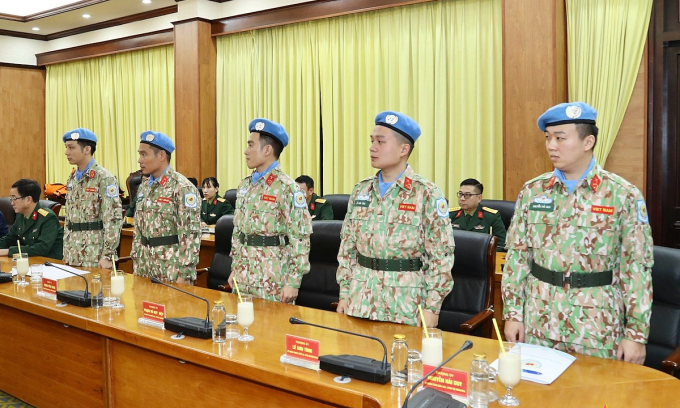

{"left": 248, "top": 118, "right": 289, "bottom": 148}
{"left": 62, "top": 128, "right": 97, "bottom": 144}
{"left": 140, "top": 131, "right": 175, "bottom": 154}
{"left": 537, "top": 102, "right": 597, "bottom": 132}
{"left": 374, "top": 111, "right": 421, "bottom": 143}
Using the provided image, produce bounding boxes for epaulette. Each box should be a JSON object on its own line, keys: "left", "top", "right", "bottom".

{"left": 37, "top": 209, "right": 49, "bottom": 217}
{"left": 482, "top": 206, "right": 498, "bottom": 214}
{"left": 449, "top": 206, "right": 461, "bottom": 212}
{"left": 315, "top": 198, "right": 327, "bottom": 203}
{"left": 217, "top": 198, "right": 226, "bottom": 203}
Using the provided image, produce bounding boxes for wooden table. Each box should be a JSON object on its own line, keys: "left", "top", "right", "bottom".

{"left": 0, "top": 257, "right": 677, "bottom": 407}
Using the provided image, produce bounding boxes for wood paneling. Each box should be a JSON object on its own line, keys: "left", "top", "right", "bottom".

{"left": 0, "top": 66, "right": 45, "bottom": 195}
{"left": 502, "top": 0, "right": 567, "bottom": 200}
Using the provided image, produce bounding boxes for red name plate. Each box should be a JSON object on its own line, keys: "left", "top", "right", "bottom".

{"left": 423, "top": 365, "right": 468, "bottom": 399}
{"left": 142, "top": 301, "right": 166, "bottom": 323}
{"left": 285, "top": 334, "right": 320, "bottom": 363}
{"left": 42, "top": 278, "right": 58, "bottom": 295}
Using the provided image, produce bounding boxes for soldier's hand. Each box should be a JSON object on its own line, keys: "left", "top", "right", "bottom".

{"left": 417, "top": 310, "right": 439, "bottom": 328}
{"left": 227, "top": 274, "right": 234, "bottom": 288}
{"left": 336, "top": 299, "right": 348, "bottom": 314}
{"left": 98, "top": 258, "right": 113, "bottom": 270}
{"left": 504, "top": 321, "right": 525, "bottom": 342}
{"left": 280, "top": 285, "right": 298, "bottom": 303}
{"left": 617, "top": 339, "right": 646, "bottom": 365}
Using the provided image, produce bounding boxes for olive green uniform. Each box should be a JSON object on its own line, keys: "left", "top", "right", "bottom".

{"left": 0, "top": 202, "right": 64, "bottom": 259}
{"left": 307, "top": 193, "right": 334, "bottom": 220}
{"left": 449, "top": 203, "right": 507, "bottom": 251}
{"left": 201, "top": 194, "right": 234, "bottom": 224}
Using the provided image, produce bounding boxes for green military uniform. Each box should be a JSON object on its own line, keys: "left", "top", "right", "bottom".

{"left": 131, "top": 167, "right": 201, "bottom": 282}
{"left": 125, "top": 193, "right": 138, "bottom": 218}
{"left": 201, "top": 194, "right": 234, "bottom": 224}
{"left": 337, "top": 166, "right": 455, "bottom": 326}
{"left": 307, "top": 193, "right": 333, "bottom": 220}
{"left": 63, "top": 161, "right": 123, "bottom": 267}
{"left": 502, "top": 163, "right": 654, "bottom": 359}
{"left": 231, "top": 166, "right": 312, "bottom": 302}
{"left": 449, "top": 203, "right": 507, "bottom": 251}
{"left": 0, "top": 202, "right": 64, "bottom": 259}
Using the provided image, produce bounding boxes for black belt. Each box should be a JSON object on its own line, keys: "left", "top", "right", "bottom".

{"left": 140, "top": 234, "right": 179, "bottom": 247}
{"left": 69, "top": 221, "right": 103, "bottom": 232}
{"left": 239, "top": 233, "right": 289, "bottom": 247}
{"left": 357, "top": 253, "right": 422, "bottom": 272}
{"left": 531, "top": 262, "right": 612, "bottom": 289}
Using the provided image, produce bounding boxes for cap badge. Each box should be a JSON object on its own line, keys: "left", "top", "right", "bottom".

{"left": 70, "top": 133, "right": 79, "bottom": 140}
{"left": 145, "top": 134, "right": 155, "bottom": 142}
{"left": 255, "top": 122, "right": 265, "bottom": 131}
{"left": 385, "top": 114, "right": 399, "bottom": 125}
{"left": 565, "top": 105, "right": 582, "bottom": 119}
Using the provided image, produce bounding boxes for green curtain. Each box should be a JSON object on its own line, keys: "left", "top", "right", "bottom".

{"left": 566, "top": 0, "right": 652, "bottom": 165}
{"left": 45, "top": 45, "right": 175, "bottom": 192}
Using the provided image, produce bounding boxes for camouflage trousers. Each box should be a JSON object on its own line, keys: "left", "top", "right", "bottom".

{"left": 526, "top": 333, "right": 617, "bottom": 360}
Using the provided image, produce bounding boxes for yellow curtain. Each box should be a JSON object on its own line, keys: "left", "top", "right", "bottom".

{"left": 216, "top": 23, "right": 321, "bottom": 191}
{"left": 45, "top": 45, "right": 175, "bottom": 192}
{"left": 566, "top": 0, "right": 652, "bottom": 165}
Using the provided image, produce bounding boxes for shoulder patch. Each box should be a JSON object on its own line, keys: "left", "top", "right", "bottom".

{"left": 184, "top": 193, "right": 198, "bottom": 208}
{"left": 106, "top": 184, "right": 118, "bottom": 198}
{"left": 449, "top": 206, "right": 461, "bottom": 212}
{"left": 482, "top": 206, "right": 499, "bottom": 214}
{"left": 436, "top": 198, "right": 448, "bottom": 217}
{"left": 315, "top": 198, "right": 327, "bottom": 203}
{"left": 637, "top": 199, "right": 649, "bottom": 223}
{"left": 37, "top": 209, "right": 49, "bottom": 217}
{"left": 294, "top": 191, "right": 307, "bottom": 208}
{"left": 217, "top": 198, "right": 226, "bottom": 203}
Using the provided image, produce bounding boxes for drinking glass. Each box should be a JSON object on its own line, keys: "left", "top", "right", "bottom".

{"left": 13, "top": 253, "right": 29, "bottom": 287}
{"left": 110, "top": 273, "right": 125, "bottom": 310}
{"left": 30, "top": 264, "right": 43, "bottom": 283}
{"left": 498, "top": 342, "right": 521, "bottom": 406}
{"left": 421, "top": 328, "right": 443, "bottom": 366}
{"left": 237, "top": 295, "right": 254, "bottom": 342}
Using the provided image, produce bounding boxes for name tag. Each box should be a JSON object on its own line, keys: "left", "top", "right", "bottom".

{"left": 157, "top": 197, "right": 171, "bottom": 204}
{"left": 398, "top": 203, "right": 416, "bottom": 212}
{"left": 591, "top": 205, "right": 614, "bottom": 215}
{"left": 529, "top": 202, "right": 554, "bottom": 212}
{"left": 262, "top": 194, "right": 277, "bottom": 203}
{"left": 85, "top": 187, "right": 97, "bottom": 193}
{"left": 354, "top": 200, "right": 369, "bottom": 208}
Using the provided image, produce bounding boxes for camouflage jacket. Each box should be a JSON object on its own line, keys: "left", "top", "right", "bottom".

{"left": 63, "top": 161, "right": 123, "bottom": 267}
{"left": 502, "top": 163, "right": 653, "bottom": 353}
{"left": 131, "top": 167, "right": 201, "bottom": 282}
{"left": 337, "top": 166, "right": 455, "bottom": 326}
{"left": 230, "top": 166, "right": 312, "bottom": 302}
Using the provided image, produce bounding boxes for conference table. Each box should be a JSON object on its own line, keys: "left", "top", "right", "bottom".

{"left": 1, "top": 257, "right": 677, "bottom": 408}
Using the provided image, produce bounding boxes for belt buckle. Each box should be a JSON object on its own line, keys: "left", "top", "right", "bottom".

{"left": 561, "top": 274, "right": 571, "bottom": 291}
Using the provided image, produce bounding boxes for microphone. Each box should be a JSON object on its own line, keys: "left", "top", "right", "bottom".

{"left": 150, "top": 277, "right": 212, "bottom": 339}
{"left": 49, "top": 261, "right": 92, "bottom": 307}
{"left": 402, "top": 340, "right": 473, "bottom": 408}
{"left": 289, "top": 316, "right": 391, "bottom": 384}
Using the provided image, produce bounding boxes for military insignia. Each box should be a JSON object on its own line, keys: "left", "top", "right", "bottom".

{"left": 455, "top": 210, "right": 462, "bottom": 218}
{"left": 145, "top": 133, "right": 155, "bottom": 142}
{"left": 546, "top": 176, "right": 556, "bottom": 189}
{"left": 474, "top": 225, "right": 485, "bottom": 230}
{"left": 637, "top": 199, "right": 649, "bottom": 223}
{"left": 565, "top": 105, "right": 582, "bottom": 119}
{"left": 354, "top": 199, "right": 370, "bottom": 208}
{"left": 533, "top": 196, "right": 553, "bottom": 204}
{"left": 184, "top": 193, "right": 197, "bottom": 208}
{"left": 217, "top": 198, "right": 226, "bottom": 203}
{"left": 37, "top": 209, "right": 49, "bottom": 217}
{"left": 403, "top": 177, "right": 413, "bottom": 190}
{"left": 315, "top": 198, "right": 327, "bottom": 203}
{"left": 160, "top": 176, "right": 169, "bottom": 186}
{"left": 590, "top": 175, "right": 601, "bottom": 192}
{"left": 529, "top": 202, "right": 554, "bottom": 212}
{"left": 213, "top": 199, "right": 217, "bottom": 205}
{"left": 591, "top": 205, "right": 614, "bottom": 215}
{"left": 31, "top": 212, "right": 37, "bottom": 220}
{"left": 266, "top": 173, "right": 276, "bottom": 186}
{"left": 385, "top": 114, "right": 399, "bottom": 125}
{"left": 262, "top": 194, "right": 277, "bottom": 203}
{"left": 477, "top": 211, "right": 484, "bottom": 219}
{"left": 436, "top": 198, "right": 448, "bottom": 217}
{"left": 310, "top": 203, "right": 315, "bottom": 211}
{"left": 70, "top": 132, "right": 80, "bottom": 140}
{"left": 85, "top": 187, "right": 97, "bottom": 193}
{"left": 87, "top": 170, "right": 94, "bottom": 178}
{"left": 33, "top": 229, "right": 37, "bottom": 233}
{"left": 482, "top": 206, "right": 498, "bottom": 214}
{"left": 294, "top": 191, "right": 306, "bottom": 208}
{"left": 106, "top": 185, "right": 117, "bottom": 198}
{"left": 452, "top": 224, "right": 460, "bottom": 228}
{"left": 210, "top": 213, "right": 216, "bottom": 217}
{"left": 357, "top": 193, "right": 370, "bottom": 201}
{"left": 158, "top": 197, "right": 171, "bottom": 204}
{"left": 255, "top": 122, "right": 265, "bottom": 131}
{"left": 449, "top": 206, "right": 461, "bottom": 212}
{"left": 399, "top": 203, "right": 416, "bottom": 212}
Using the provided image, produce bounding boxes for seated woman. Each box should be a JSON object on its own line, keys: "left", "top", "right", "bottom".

{"left": 201, "top": 177, "right": 234, "bottom": 225}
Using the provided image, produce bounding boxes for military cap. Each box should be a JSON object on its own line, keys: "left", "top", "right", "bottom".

{"left": 537, "top": 102, "right": 597, "bottom": 132}
{"left": 140, "top": 130, "right": 175, "bottom": 154}
{"left": 62, "top": 128, "right": 97, "bottom": 143}
{"left": 248, "top": 118, "right": 289, "bottom": 148}
{"left": 374, "top": 111, "right": 421, "bottom": 143}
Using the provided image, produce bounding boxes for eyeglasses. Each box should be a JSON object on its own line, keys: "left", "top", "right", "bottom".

{"left": 457, "top": 192, "right": 481, "bottom": 200}
{"left": 9, "top": 196, "right": 27, "bottom": 203}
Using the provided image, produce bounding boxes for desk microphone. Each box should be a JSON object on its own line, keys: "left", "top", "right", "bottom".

{"left": 48, "top": 262, "right": 92, "bottom": 307}
{"left": 401, "top": 340, "right": 473, "bottom": 408}
{"left": 289, "top": 316, "right": 390, "bottom": 384}
{"left": 150, "top": 277, "right": 212, "bottom": 339}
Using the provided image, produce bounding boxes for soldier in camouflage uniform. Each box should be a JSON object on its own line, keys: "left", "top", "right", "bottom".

{"left": 295, "top": 175, "right": 334, "bottom": 220}
{"left": 449, "top": 178, "right": 507, "bottom": 251}
{"left": 337, "top": 111, "right": 455, "bottom": 327}
{"left": 62, "top": 128, "right": 122, "bottom": 268}
{"left": 503, "top": 102, "right": 653, "bottom": 364}
{"left": 130, "top": 131, "right": 201, "bottom": 284}
{"left": 228, "top": 119, "right": 312, "bottom": 303}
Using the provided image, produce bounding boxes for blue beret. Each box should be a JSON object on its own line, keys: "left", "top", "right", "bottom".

{"left": 62, "top": 128, "right": 97, "bottom": 144}
{"left": 248, "top": 118, "right": 289, "bottom": 148}
{"left": 374, "top": 111, "right": 421, "bottom": 143}
{"left": 537, "top": 102, "right": 597, "bottom": 132}
{"left": 140, "top": 131, "right": 175, "bottom": 154}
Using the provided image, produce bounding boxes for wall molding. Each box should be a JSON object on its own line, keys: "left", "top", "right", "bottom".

{"left": 0, "top": 0, "right": 106, "bottom": 22}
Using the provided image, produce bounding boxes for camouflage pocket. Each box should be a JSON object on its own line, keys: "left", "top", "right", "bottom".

{"left": 383, "top": 271, "right": 424, "bottom": 288}
{"left": 527, "top": 210, "right": 556, "bottom": 250}
{"left": 574, "top": 225, "right": 615, "bottom": 256}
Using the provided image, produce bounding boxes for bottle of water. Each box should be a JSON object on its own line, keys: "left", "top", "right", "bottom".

{"left": 212, "top": 300, "right": 227, "bottom": 343}
{"left": 391, "top": 334, "right": 408, "bottom": 387}
{"left": 469, "top": 353, "right": 489, "bottom": 408}
{"left": 91, "top": 274, "right": 103, "bottom": 309}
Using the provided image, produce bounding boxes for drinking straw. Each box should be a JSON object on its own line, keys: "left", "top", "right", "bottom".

{"left": 418, "top": 305, "right": 429, "bottom": 339}
{"left": 233, "top": 277, "right": 243, "bottom": 303}
{"left": 492, "top": 318, "right": 506, "bottom": 355}
{"left": 17, "top": 241, "right": 22, "bottom": 258}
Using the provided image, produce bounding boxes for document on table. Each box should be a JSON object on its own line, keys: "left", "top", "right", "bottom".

{"left": 12, "top": 264, "right": 90, "bottom": 281}
{"left": 490, "top": 343, "right": 576, "bottom": 385}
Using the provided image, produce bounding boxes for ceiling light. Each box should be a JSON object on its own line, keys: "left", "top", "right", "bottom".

{"left": 142, "top": 0, "right": 151, "bottom": 4}
{"left": 32, "top": 27, "right": 40, "bottom": 31}
{"left": 82, "top": 14, "right": 91, "bottom": 18}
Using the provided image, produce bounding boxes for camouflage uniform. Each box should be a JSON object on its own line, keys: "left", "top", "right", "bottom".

{"left": 449, "top": 204, "right": 507, "bottom": 250}
{"left": 307, "top": 193, "right": 334, "bottom": 220}
{"left": 63, "top": 161, "right": 123, "bottom": 267}
{"left": 131, "top": 167, "right": 201, "bottom": 282}
{"left": 231, "top": 166, "right": 312, "bottom": 302}
{"left": 502, "top": 164, "right": 653, "bottom": 359}
{"left": 337, "top": 166, "right": 455, "bottom": 326}
{"left": 201, "top": 194, "right": 234, "bottom": 224}
{"left": 0, "top": 202, "right": 64, "bottom": 259}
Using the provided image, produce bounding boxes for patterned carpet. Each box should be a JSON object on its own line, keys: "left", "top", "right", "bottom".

{"left": 0, "top": 391, "right": 34, "bottom": 408}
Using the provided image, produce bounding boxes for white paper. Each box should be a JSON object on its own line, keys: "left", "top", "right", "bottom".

{"left": 490, "top": 343, "right": 576, "bottom": 385}
{"left": 12, "top": 264, "right": 90, "bottom": 281}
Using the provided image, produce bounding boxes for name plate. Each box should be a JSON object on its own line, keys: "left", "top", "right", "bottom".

{"left": 285, "top": 334, "right": 320, "bottom": 363}
{"left": 42, "top": 277, "right": 58, "bottom": 295}
{"left": 142, "top": 301, "right": 166, "bottom": 323}
{"left": 423, "top": 365, "right": 468, "bottom": 399}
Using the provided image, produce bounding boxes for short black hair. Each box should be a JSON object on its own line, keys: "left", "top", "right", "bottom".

{"left": 258, "top": 134, "right": 284, "bottom": 159}
{"left": 76, "top": 140, "right": 96, "bottom": 155}
{"left": 460, "top": 178, "right": 483, "bottom": 194}
{"left": 187, "top": 177, "right": 198, "bottom": 187}
{"left": 147, "top": 144, "right": 172, "bottom": 162}
{"left": 202, "top": 177, "right": 219, "bottom": 189}
{"left": 295, "top": 175, "right": 314, "bottom": 189}
{"left": 575, "top": 123, "right": 599, "bottom": 150}
{"left": 392, "top": 130, "right": 415, "bottom": 158}
{"left": 12, "top": 179, "right": 40, "bottom": 202}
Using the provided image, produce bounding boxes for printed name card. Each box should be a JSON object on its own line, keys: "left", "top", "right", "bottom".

{"left": 285, "top": 334, "right": 320, "bottom": 363}
{"left": 142, "top": 301, "right": 166, "bottom": 323}
{"left": 42, "top": 278, "right": 58, "bottom": 295}
{"left": 422, "top": 365, "right": 468, "bottom": 399}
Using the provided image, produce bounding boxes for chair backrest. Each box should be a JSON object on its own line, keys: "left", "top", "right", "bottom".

{"left": 438, "top": 229, "right": 496, "bottom": 337}
{"left": 322, "top": 194, "right": 350, "bottom": 221}
{"left": 207, "top": 215, "right": 235, "bottom": 290}
{"left": 297, "top": 221, "right": 343, "bottom": 310}
{"left": 0, "top": 197, "right": 15, "bottom": 227}
{"left": 645, "top": 245, "right": 680, "bottom": 377}
{"left": 126, "top": 170, "right": 143, "bottom": 201}
{"left": 39, "top": 199, "right": 62, "bottom": 218}
{"left": 223, "top": 189, "right": 237, "bottom": 208}
{"left": 480, "top": 199, "right": 516, "bottom": 231}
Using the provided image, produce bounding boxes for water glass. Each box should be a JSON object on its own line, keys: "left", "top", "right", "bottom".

{"left": 407, "top": 349, "right": 423, "bottom": 384}
{"left": 30, "top": 264, "right": 43, "bottom": 283}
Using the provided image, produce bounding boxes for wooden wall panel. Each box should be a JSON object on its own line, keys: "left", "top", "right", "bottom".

{"left": 0, "top": 66, "right": 46, "bottom": 196}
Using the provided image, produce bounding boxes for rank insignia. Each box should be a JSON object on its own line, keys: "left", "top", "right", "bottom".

{"left": 88, "top": 170, "right": 96, "bottom": 178}
{"left": 266, "top": 173, "right": 276, "bottom": 186}
{"left": 160, "top": 176, "right": 169, "bottom": 186}
{"left": 403, "top": 177, "right": 413, "bottom": 190}
{"left": 590, "top": 175, "right": 601, "bottom": 192}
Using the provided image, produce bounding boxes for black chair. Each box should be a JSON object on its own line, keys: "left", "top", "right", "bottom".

{"left": 39, "top": 199, "right": 62, "bottom": 218}
{"left": 438, "top": 230, "right": 497, "bottom": 337}
{"left": 223, "top": 189, "right": 237, "bottom": 209}
{"left": 480, "top": 199, "right": 516, "bottom": 231}
{"left": 323, "top": 194, "right": 350, "bottom": 221}
{"left": 0, "top": 197, "right": 15, "bottom": 227}
{"left": 297, "top": 220, "right": 343, "bottom": 311}
{"left": 206, "top": 215, "right": 235, "bottom": 291}
{"left": 127, "top": 174, "right": 143, "bottom": 203}
{"left": 645, "top": 245, "right": 680, "bottom": 377}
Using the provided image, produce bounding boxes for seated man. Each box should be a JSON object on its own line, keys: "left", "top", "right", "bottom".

{"left": 295, "top": 175, "right": 334, "bottom": 220}
{"left": 0, "top": 179, "right": 64, "bottom": 259}
{"left": 449, "top": 178, "right": 506, "bottom": 251}
{"left": 0, "top": 211, "right": 7, "bottom": 239}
